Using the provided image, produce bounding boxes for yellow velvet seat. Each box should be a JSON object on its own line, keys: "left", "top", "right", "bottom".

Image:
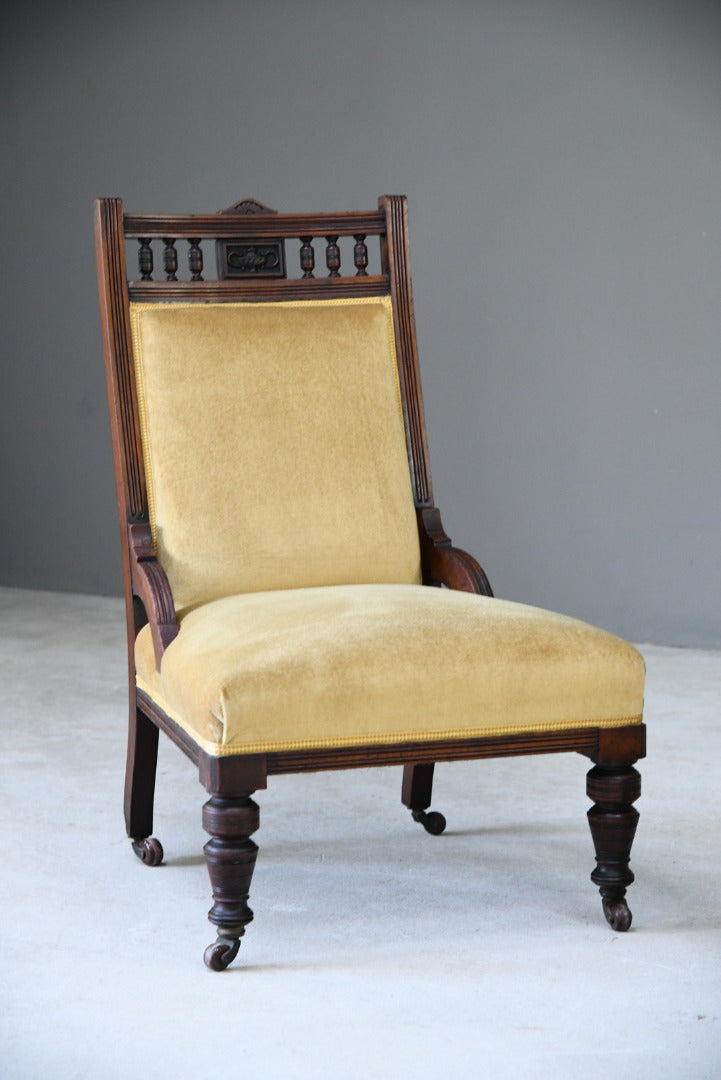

{"left": 136, "top": 585, "right": 644, "bottom": 756}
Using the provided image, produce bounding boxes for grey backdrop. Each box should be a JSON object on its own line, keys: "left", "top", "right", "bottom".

{"left": 3, "top": 0, "right": 720, "bottom": 646}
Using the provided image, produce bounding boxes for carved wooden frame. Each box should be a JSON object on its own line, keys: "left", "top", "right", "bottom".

{"left": 95, "top": 195, "right": 645, "bottom": 968}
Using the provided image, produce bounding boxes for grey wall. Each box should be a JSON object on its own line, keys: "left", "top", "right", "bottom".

{"left": 3, "top": 0, "right": 720, "bottom": 646}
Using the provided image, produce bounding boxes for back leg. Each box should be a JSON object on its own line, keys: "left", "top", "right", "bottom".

{"left": 124, "top": 705, "right": 163, "bottom": 865}
{"left": 402, "top": 763, "right": 446, "bottom": 835}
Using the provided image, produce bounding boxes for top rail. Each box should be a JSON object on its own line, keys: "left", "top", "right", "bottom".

{"left": 123, "top": 211, "right": 386, "bottom": 238}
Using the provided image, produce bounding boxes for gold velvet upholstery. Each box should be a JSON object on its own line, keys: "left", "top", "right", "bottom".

{"left": 129, "top": 295, "right": 645, "bottom": 761}
{"left": 135, "top": 584, "right": 645, "bottom": 756}
{"left": 130, "top": 298, "right": 422, "bottom": 615}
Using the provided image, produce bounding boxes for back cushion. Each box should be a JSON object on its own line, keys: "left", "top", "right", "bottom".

{"left": 130, "top": 297, "right": 422, "bottom": 614}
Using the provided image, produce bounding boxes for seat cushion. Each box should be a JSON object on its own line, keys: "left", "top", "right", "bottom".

{"left": 135, "top": 584, "right": 645, "bottom": 756}
{"left": 130, "top": 298, "right": 422, "bottom": 614}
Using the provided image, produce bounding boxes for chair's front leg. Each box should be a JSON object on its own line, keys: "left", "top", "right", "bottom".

{"left": 202, "top": 794, "right": 260, "bottom": 970}
{"left": 586, "top": 764, "right": 641, "bottom": 931}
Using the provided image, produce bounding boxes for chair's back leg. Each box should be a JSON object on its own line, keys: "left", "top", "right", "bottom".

{"left": 402, "top": 763, "right": 446, "bottom": 835}
{"left": 124, "top": 705, "right": 163, "bottom": 865}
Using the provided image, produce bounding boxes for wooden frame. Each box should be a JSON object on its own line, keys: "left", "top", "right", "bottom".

{"left": 95, "top": 195, "right": 645, "bottom": 969}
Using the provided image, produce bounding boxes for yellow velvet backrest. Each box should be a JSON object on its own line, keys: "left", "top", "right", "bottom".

{"left": 130, "top": 297, "right": 422, "bottom": 614}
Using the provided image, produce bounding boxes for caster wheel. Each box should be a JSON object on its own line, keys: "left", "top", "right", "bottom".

{"left": 412, "top": 809, "right": 447, "bottom": 835}
{"left": 422, "top": 811, "right": 447, "bottom": 835}
{"left": 131, "top": 837, "right": 164, "bottom": 866}
{"left": 204, "top": 936, "right": 240, "bottom": 971}
{"left": 602, "top": 898, "right": 632, "bottom": 932}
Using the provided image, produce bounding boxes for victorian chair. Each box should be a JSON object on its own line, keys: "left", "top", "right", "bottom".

{"left": 95, "top": 195, "right": 646, "bottom": 970}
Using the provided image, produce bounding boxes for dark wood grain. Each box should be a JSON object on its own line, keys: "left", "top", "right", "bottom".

{"left": 587, "top": 723, "right": 646, "bottom": 765}
{"left": 203, "top": 794, "right": 259, "bottom": 970}
{"left": 123, "top": 210, "right": 385, "bottom": 238}
{"left": 586, "top": 764, "right": 642, "bottom": 930}
{"left": 96, "top": 198, "right": 160, "bottom": 851}
{"left": 265, "top": 726, "right": 624, "bottom": 774}
{"left": 128, "top": 521, "right": 178, "bottom": 666}
{"left": 124, "top": 705, "right": 159, "bottom": 842}
{"left": 127, "top": 276, "right": 389, "bottom": 301}
{"left": 353, "top": 235, "right": 369, "bottom": 276}
{"left": 95, "top": 199, "right": 147, "bottom": 521}
{"left": 380, "top": 195, "right": 433, "bottom": 506}
{"left": 417, "top": 506, "right": 493, "bottom": 594}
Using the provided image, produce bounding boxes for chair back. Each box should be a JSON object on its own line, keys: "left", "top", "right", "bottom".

{"left": 96, "top": 197, "right": 433, "bottom": 614}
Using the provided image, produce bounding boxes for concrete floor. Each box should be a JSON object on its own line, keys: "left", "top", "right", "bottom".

{"left": 1, "top": 586, "right": 719, "bottom": 1079}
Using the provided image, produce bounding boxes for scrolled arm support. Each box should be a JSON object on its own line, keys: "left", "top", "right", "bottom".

{"left": 417, "top": 507, "right": 493, "bottom": 596}
{"left": 128, "top": 521, "right": 179, "bottom": 667}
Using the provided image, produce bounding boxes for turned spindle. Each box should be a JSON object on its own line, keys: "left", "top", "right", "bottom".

{"left": 353, "top": 234, "right": 368, "bottom": 276}
{"left": 300, "top": 236, "right": 315, "bottom": 278}
{"left": 162, "top": 238, "right": 178, "bottom": 281}
{"left": 188, "top": 239, "right": 204, "bottom": 280}
{"left": 138, "top": 238, "right": 153, "bottom": 281}
{"left": 325, "top": 235, "right": 341, "bottom": 278}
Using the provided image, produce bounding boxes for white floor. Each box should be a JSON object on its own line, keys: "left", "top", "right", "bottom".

{"left": 0, "top": 586, "right": 719, "bottom": 1079}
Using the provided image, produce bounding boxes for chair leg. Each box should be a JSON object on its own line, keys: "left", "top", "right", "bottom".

{"left": 202, "top": 794, "right": 260, "bottom": 971}
{"left": 124, "top": 706, "right": 163, "bottom": 866}
{"left": 586, "top": 764, "right": 641, "bottom": 931}
{"left": 402, "top": 763, "right": 446, "bottom": 835}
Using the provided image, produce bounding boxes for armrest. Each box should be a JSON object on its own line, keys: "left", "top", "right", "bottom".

{"left": 128, "top": 521, "right": 179, "bottom": 668}
{"left": 417, "top": 507, "right": 493, "bottom": 596}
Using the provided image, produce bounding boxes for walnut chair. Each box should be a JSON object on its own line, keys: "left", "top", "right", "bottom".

{"left": 95, "top": 195, "right": 646, "bottom": 970}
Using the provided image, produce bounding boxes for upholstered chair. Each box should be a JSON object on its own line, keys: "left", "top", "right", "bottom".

{"left": 95, "top": 196, "right": 645, "bottom": 969}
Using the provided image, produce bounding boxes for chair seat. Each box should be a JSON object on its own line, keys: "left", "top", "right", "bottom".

{"left": 135, "top": 584, "right": 645, "bottom": 756}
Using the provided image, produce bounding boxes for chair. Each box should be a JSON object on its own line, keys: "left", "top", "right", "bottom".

{"left": 95, "top": 195, "right": 646, "bottom": 970}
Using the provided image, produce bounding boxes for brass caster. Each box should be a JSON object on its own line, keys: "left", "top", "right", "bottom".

{"left": 131, "top": 836, "right": 164, "bottom": 866}
{"left": 602, "top": 897, "right": 632, "bottom": 932}
{"left": 204, "top": 936, "right": 241, "bottom": 971}
{"left": 411, "top": 809, "right": 447, "bottom": 835}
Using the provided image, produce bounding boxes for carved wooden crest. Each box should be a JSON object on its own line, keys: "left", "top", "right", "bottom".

{"left": 216, "top": 197, "right": 286, "bottom": 278}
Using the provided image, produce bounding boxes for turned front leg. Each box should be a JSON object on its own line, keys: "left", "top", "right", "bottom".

{"left": 587, "top": 764, "right": 641, "bottom": 931}
{"left": 202, "top": 794, "right": 259, "bottom": 970}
